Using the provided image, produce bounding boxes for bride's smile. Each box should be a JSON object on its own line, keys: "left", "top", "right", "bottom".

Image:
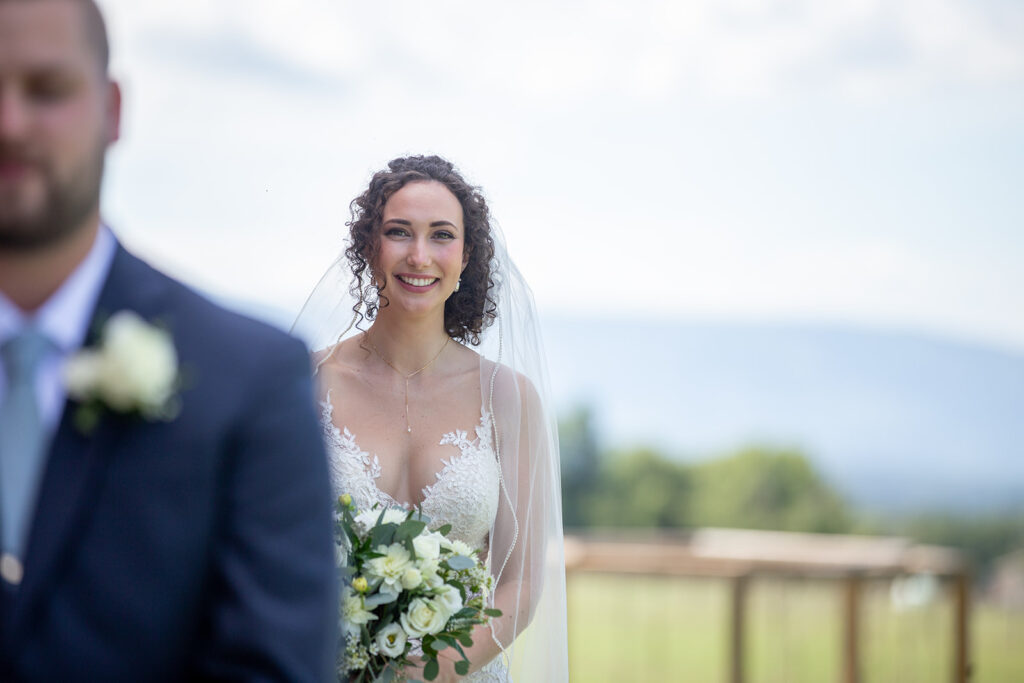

{"left": 375, "top": 180, "right": 468, "bottom": 317}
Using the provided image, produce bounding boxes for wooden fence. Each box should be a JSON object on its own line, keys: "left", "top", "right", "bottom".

{"left": 564, "top": 528, "right": 971, "bottom": 683}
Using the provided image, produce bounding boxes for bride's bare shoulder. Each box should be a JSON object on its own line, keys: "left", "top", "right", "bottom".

{"left": 312, "top": 337, "right": 371, "bottom": 393}
{"left": 478, "top": 356, "right": 541, "bottom": 407}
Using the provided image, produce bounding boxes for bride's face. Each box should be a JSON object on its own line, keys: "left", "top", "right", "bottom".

{"left": 374, "top": 180, "right": 468, "bottom": 319}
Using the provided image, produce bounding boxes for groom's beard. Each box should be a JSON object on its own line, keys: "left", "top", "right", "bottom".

{"left": 0, "top": 138, "right": 106, "bottom": 252}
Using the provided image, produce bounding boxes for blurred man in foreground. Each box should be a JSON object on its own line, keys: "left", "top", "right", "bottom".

{"left": 0, "top": 1, "right": 337, "bottom": 679}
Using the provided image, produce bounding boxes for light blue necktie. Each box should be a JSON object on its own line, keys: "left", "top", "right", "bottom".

{"left": 0, "top": 329, "right": 52, "bottom": 557}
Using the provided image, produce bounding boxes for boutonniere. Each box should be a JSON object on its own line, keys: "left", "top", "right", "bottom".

{"left": 63, "top": 311, "right": 182, "bottom": 433}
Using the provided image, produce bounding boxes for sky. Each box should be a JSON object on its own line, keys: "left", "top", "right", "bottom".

{"left": 95, "top": 0, "right": 1024, "bottom": 352}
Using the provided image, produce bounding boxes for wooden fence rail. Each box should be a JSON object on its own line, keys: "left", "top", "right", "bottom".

{"left": 564, "top": 528, "right": 972, "bottom": 683}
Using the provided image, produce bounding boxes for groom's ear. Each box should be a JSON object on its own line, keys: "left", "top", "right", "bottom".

{"left": 104, "top": 80, "right": 122, "bottom": 146}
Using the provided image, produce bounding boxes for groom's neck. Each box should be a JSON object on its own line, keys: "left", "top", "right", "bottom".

{"left": 0, "top": 217, "right": 100, "bottom": 313}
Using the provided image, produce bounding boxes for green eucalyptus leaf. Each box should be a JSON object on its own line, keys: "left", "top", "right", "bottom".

{"left": 423, "top": 658, "right": 439, "bottom": 681}
{"left": 455, "top": 660, "right": 470, "bottom": 676}
{"left": 483, "top": 607, "right": 503, "bottom": 617}
{"left": 370, "top": 523, "right": 398, "bottom": 548}
{"left": 364, "top": 591, "right": 399, "bottom": 607}
{"left": 446, "top": 555, "right": 475, "bottom": 570}
{"left": 396, "top": 519, "right": 427, "bottom": 540}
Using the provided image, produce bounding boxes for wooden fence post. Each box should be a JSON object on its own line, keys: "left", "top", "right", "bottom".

{"left": 730, "top": 574, "right": 748, "bottom": 683}
{"left": 842, "top": 574, "right": 861, "bottom": 683}
{"left": 952, "top": 573, "right": 971, "bottom": 683}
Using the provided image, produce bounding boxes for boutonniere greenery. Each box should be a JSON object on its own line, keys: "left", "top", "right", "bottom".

{"left": 63, "top": 310, "right": 182, "bottom": 433}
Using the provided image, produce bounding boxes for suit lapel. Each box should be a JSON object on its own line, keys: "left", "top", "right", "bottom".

{"left": 11, "top": 243, "right": 169, "bottom": 628}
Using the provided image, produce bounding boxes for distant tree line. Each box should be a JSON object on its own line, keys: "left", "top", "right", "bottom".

{"left": 558, "top": 407, "right": 1024, "bottom": 577}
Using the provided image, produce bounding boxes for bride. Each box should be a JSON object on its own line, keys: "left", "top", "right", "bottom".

{"left": 293, "top": 155, "right": 568, "bottom": 681}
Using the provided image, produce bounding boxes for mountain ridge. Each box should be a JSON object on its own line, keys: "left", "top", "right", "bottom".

{"left": 540, "top": 315, "right": 1024, "bottom": 513}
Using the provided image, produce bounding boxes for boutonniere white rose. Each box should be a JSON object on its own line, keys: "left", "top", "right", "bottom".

{"left": 63, "top": 310, "right": 182, "bottom": 432}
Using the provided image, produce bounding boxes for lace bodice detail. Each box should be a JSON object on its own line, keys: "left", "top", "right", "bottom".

{"left": 320, "top": 397, "right": 501, "bottom": 552}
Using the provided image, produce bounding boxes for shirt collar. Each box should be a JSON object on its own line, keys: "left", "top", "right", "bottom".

{"left": 0, "top": 225, "right": 117, "bottom": 353}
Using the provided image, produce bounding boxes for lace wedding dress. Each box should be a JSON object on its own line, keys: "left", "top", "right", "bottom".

{"left": 321, "top": 396, "right": 510, "bottom": 682}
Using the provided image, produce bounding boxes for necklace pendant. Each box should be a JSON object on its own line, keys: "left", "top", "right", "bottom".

{"left": 407, "top": 425, "right": 412, "bottom": 434}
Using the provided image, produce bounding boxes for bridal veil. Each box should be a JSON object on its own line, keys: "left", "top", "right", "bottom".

{"left": 292, "top": 217, "right": 569, "bottom": 681}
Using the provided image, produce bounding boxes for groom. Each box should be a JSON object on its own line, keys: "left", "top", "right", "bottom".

{"left": 0, "top": 1, "right": 336, "bottom": 680}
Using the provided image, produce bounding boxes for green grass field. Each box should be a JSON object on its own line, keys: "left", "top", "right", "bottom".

{"left": 567, "top": 573, "right": 1024, "bottom": 682}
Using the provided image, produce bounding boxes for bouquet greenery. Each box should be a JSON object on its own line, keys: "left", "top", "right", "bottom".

{"left": 335, "top": 494, "right": 501, "bottom": 682}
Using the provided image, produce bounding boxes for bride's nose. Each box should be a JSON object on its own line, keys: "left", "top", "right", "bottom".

{"left": 406, "top": 238, "right": 430, "bottom": 267}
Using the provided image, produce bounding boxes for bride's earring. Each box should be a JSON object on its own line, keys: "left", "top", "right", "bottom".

{"left": 454, "top": 278, "right": 461, "bottom": 293}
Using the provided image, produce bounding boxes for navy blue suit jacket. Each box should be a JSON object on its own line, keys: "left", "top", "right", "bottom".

{"left": 0, "top": 243, "right": 337, "bottom": 681}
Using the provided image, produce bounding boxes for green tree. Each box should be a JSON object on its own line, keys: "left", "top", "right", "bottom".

{"left": 558, "top": 406, "right": 601, "bottom": 528}
{"left": 584, "top": 448, "right": 692, "bottom": 528}
{"left": 689, "top": 447, "right": 850, "bottom": 533}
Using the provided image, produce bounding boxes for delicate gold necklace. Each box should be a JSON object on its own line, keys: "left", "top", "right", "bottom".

{"left": 366, "top": 333, "right": 450, "bottom": 434}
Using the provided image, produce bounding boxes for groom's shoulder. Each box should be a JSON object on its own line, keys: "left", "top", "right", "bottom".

{"left": 121, "top": 248, "right": 304, "bottom": 362}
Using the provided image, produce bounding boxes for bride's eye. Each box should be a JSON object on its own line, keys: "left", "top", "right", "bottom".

{"left": 433, "top": 231, "right": 455, "bottom": 240}
{"left": 384, "top": 227, "right": 409, "bottom": 237}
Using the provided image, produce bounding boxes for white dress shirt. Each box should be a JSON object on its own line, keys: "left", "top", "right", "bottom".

{"left": 0, "top": 225, "right": 117, "bottom": 435}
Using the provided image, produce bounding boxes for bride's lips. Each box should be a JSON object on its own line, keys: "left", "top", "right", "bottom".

{"left": 395, "top": 273, "right": 440, "bottom": 292}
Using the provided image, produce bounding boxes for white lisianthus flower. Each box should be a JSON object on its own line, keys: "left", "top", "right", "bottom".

{"left": 400, "top": 597, "right": 448, "bottom": 637}
{"left": 365, "top": 543, "right": 413, "bottom": 594}
{"left": 400, "top": 567, "right": 423, "bottom": 590}
{"left": 433, "top": 584, "right": 464, "bottom": 617}
{"left": 413, "top": 533, "right": 441, "bottom": 561}
{"left": 341, "top": 589, "right": 378, "bottom": 636}
{"left": 375, "top": 622, "right": 407, "bottom": 658}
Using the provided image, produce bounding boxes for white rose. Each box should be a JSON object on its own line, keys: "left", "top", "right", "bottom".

{"left": 63, "top": 350, "right": 103, "bottom": 398}
{"left": 400, "top": 567, "right": 423, "bottom": 590}
{"left": 375, "top": 622, "right": 407, "bottom": 658}
{"left": 433, "top": 584, "right": 464, "bottom": 617}
{"left": 413, "top": 533, "right": 441, "bottom": 561}
{"left": 400, "top": 597, "right": 448, "bottom": 638}
{"left": 97, "top": 311, "right": 177, "bottom": 413}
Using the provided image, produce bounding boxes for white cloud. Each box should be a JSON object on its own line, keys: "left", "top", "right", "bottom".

{"left": 92, "top": 0, "right": 1024, "bottom": 351}
{"left": 99, "top": 0, "right": 1024, "bottom": 105}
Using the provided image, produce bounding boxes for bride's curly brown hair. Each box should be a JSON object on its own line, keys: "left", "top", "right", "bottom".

{"left": 345, "top": 155, "right": 497, "bottom": 345}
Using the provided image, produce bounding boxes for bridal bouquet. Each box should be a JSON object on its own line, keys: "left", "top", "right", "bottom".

{"left": 335, "top": 495, "right": 501, "bottom": 682}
